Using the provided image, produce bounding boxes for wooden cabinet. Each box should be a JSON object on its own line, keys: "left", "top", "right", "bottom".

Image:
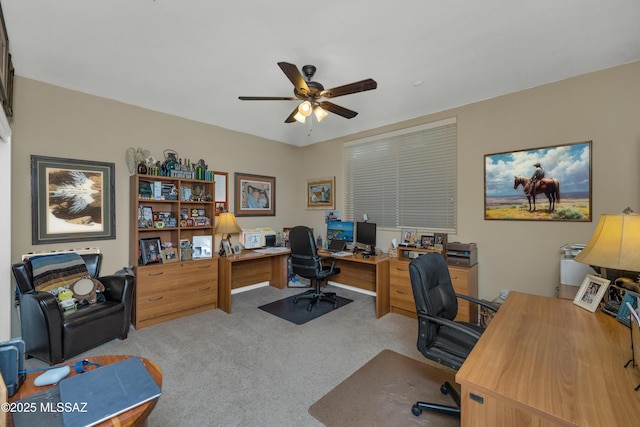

{"left": 389, "top": 247, "right": 478, "bottom": 323}
{"left": 130, "top": 174, "right": 218, "bottom": 329}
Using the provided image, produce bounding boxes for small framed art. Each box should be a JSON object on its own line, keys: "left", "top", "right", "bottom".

{"left": 573, "top": 275, "right": 610, "bottom": 312}
{"left": 140, "top": 238, "right": 162, "bottom": 265}
{"left": 306, "top": 177, "right": 335, "bottom": 210}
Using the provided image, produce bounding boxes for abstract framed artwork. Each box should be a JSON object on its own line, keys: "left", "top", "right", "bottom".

{"left": 484, "top": 141, "right": 592, "bottom": 221}
{"left": 234, "top": 172, "right": 275, "bottom": 217}
{"left": 31, "top": 155, "right": 116, "bottom": 244}
{"left": 306, "top": 177, "right": 335, "bottom": 210}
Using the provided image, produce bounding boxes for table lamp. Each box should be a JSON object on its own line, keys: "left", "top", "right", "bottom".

{"left": 573, "top": 213, "right": 640, "bottom": 278}
{"left": 214, "top": 212, "right": 242, "bottom": 255}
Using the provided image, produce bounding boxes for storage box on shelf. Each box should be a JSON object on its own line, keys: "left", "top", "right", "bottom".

{"left": 389, "top": 246, "right": 478, "bottom": 322}
{"left": 130, "top": 174, "right": 218, "bottom": 329}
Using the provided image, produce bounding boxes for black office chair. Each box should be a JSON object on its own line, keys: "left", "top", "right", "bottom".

{"left": 409, "top": 252, "right": 498, "bottom": 418}
{"left": 289, "top": 226, "right": 341, "bottom": 311}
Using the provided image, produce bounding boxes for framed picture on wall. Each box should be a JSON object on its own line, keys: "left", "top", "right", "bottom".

{"left": 306, "top": 177, "right": 335, "bottom": 210}
{"left": 234, "top": 172, "right": 275, "bottom": 216}
{"left": 484, "top": 141, "right": 592, "bottom": 221}
{"left": 30, "top": 155, "right": 116, "bottom": 244}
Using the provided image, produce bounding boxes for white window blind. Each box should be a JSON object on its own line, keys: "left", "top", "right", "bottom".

{"left": 344, "top": 118, "right": 457, "bottom": 232}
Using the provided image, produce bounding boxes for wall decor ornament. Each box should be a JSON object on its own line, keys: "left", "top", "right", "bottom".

{"left": 484, "top": 141, "right": 591, "bottom": 221}
{"left": 306, "top": 177, "right": 335, "bottom": 210}
{"left": 31, "top": 155, "right": 116, "bottom": 244}
{"left": 234, "top": 172, "right": 276, "bottom": 217}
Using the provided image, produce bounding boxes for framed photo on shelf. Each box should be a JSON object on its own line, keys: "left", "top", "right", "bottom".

{"left": 140, "top": 238, "right": 162, "bottom": 265}
{"left": 434, "top": 233, "right": 448, "bottom": 250}
{"left": 161, "top": 248, "right": 179, "bottom": 263}
{"left": 192, "top": 235, "right": 213, "bottom": 259}
{"left": 306, "top": 177, "right": 335, "bottom": 210}
{"left": 573, "top": 274, "right": 610, "bottom": 312}
{"left": 31, "top": 155, "right": 116, "bottom": 244}
{"left": 420, "top": 235, "right": 434, "bottom": 248}
{"left": 234, "top": 172, "right": 275, "bottom": 217}
{"left": 402, "top": 229, "right": 417, "bottom": 245}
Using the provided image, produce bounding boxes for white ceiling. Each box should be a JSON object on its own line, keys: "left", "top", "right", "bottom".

{"left": 3, "top": 1, "right": 639, "bottom": 147}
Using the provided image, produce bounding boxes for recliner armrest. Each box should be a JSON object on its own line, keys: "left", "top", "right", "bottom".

{"left": 98, "top": 274, "right": 135, "bottom": 303}
{"left": 455, "top": 293, "right": 499, "bottom": 312}
{"left": 416, "top": 311, "right": 483, "bottom": 341}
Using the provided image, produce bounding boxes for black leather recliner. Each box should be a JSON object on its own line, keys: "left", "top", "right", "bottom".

{"left": 409, "top": 252, "right": 498, "bottom": 418}
{"left": 12, "top": 253, "right": 135, "bottom": 365}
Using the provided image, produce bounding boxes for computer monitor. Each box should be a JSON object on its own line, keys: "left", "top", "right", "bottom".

{"left": 356, "top": 221, "right": 377, "bottom": 254}
{"left": 326, "top": 221, "right": 354, "bottom": 242}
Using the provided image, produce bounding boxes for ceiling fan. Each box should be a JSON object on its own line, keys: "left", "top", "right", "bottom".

{"left": 238, "top": 62, "right": 377, "bottom": 124}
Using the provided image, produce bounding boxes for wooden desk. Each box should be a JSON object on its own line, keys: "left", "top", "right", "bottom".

{"left": 456, "top": 291, "right": 640, "bottom": 426}
{"left": 8, "top": 355, "right": 162, "bottom": 427}
{"left": 321, "top": 252, "right": 390, "bottom": 319}
{"left": 217, "top": 249, "right": 290, "bottom": 313}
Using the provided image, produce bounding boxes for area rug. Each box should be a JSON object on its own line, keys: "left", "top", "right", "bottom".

{"left": 258, "top": 294, "right": 353, "bottom": 325}
{"left": 308, "top": 349, "right": 460, "bottom": 427}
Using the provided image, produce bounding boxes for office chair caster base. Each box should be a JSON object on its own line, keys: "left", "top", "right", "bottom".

{"left": 411, "top": 382, "right": 461, "bottom": 418}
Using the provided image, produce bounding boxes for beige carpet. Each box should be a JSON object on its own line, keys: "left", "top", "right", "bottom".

{"left": 309, "top": 349, "right": 460, "bottom": 427}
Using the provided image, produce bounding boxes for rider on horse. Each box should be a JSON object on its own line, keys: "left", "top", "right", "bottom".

{"left": 530, "top": 162, "right": 544, "bottom": 195}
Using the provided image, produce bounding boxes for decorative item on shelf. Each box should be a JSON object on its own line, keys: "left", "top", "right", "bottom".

{"left": 162, "top": 149, "right": 179, "bottom": 175}
{"left": 126, "top": 147, "right": 151, "bottom": 175}
{"left": 195, "top": 159, "right": 206, "bottom": 180}
{"left": 214, "top": 212, "right": 242, "bottom": 256}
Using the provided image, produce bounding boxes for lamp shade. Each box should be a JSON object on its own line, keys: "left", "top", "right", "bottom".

{"left": 214, "top": 212, "right": 242, "bottom": 236}
{"left": 573, "top": 214, "right": 640, "bottom": 272}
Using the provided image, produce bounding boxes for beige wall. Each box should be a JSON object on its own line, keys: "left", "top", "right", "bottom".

{"left": 10, "top": 61, "right": 640, "bottom": 308}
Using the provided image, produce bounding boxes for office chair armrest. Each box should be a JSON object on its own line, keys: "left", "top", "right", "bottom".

{"left": 455, "top": 293, "right": 499, "bottom": 312}
{"left": 319, "top": 256, "right": 338, "bottom": 271}
{"left": 416, "top": 311, "right": 483, "bottom": 340}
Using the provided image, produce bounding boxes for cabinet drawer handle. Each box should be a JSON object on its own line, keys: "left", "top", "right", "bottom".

{"left": 450, "top": 275, "right": 458, "bottom": 280}
{"left": 148, "top": 272, "right": 164, "bottom": 277}
{"left": 198, "top": 265, "right": 212, "bottom": 269}
{"left": 394, "top": 267, "right": 409, "bottom": 272}
{"left": 395, "top": 290, "right": 409, "bottom": 295}
{"left": 199, "top": 286, "right": 211, "bottom": 291}
{"left": 148, "top": 296, "right": 164, "bottom": 302}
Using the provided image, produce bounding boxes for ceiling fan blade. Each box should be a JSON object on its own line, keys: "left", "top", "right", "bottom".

{"left": 284, "top": 106, "right": 298, "bottom": 123}
{"left": 238, "top": 96, "right": 297, "bottom": 101}
{"left": 320, "top": 79, "right": 377, "bottom": 98}
{"left": 318, "top": 101, "right": 358, "bottom": 119}
{"left": 278, "top": 62, "right": 310, "bottom": 97}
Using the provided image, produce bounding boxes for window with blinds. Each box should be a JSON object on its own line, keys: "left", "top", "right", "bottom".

{"left": 344, "top": 117, "right": 457, "bottom": 232}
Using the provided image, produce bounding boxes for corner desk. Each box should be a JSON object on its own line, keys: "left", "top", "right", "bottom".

{"left": 456, "top": 291, "right": 640, "bottom": 426}
{"left": 217, "top": 249, "right": 290, "bottom": 313}
{"left": 320, "top": 251, "right": 390, "bottom": 319}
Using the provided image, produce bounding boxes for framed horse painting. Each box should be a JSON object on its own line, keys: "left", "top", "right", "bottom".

{"left": 484, "top": 141, "right": 592, "bottom": 221}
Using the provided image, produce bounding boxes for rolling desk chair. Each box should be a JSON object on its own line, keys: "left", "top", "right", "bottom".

{"left": 289, "top": 226, "right": 340, "bottom": 311}
{"left": 409, "top": 252, "right": 498, "bottom": 418}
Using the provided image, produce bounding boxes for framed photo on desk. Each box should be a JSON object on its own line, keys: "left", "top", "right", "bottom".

{"left": 573, "top": 274, "right": 609, "bottom": 312}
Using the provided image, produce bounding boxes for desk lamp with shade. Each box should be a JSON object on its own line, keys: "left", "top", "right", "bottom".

{"left": 214, "top": 212, "right": 242, "bottom": 255}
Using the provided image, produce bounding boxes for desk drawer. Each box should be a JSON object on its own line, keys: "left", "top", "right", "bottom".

{"left": 390, "top": 281, "right": 415, "bottom": 312}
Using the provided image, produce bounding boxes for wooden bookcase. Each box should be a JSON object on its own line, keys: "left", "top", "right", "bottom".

{"left": 129, "top": 174, "right": 218, "bottom": 329}
{"left": 389, "top": 246, "right": 478, "bottom": 322}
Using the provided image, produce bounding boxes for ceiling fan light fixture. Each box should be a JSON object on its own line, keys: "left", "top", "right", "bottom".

{"left": 298, "top": 100, "right": 312, "bottom": 117}
{"left": 293, "top": 111, "right": 306, "bottom": 124}
{"left": 313, "top": 106, "right": 328, "bottom": 122}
